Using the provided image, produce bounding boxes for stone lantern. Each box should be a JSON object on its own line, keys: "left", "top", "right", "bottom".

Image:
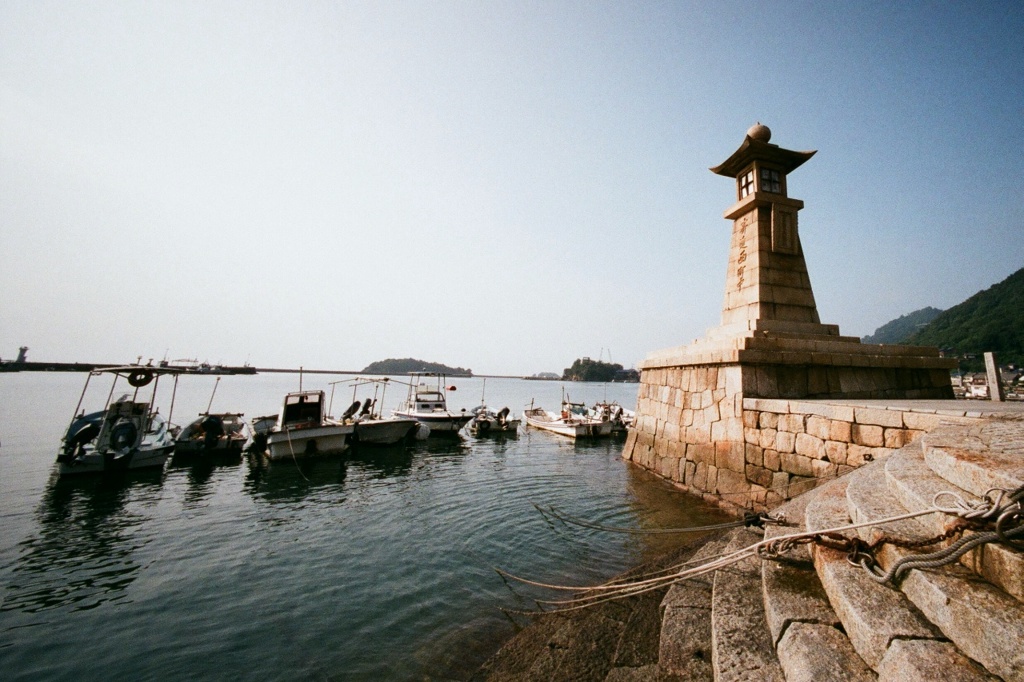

{"left": 708, "top": 123, "right": 829, "bottom": 338}
{"left": 623, "top": 125, "right": 956, "bottom": 510}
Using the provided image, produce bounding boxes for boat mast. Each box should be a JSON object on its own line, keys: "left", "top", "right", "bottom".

{"left": 206, "top": 377, "right": 221, "bottom": 413}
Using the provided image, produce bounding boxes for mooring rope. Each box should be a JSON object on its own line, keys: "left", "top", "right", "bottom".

{"left": 285, "top": 427, "right": 311, "bottom": 482}
{"left": 534, "top": 503, "right": 770, "bottom": 535}
{"left": 501, "top": 483, "right": 1024, "bottom": 615}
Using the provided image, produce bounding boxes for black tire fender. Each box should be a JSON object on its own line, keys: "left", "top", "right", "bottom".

{"left": 128, "top": 370, "right": 154, "bottom": 387}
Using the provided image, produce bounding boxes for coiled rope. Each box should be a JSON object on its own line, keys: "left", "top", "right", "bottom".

{"left": 857, "top": 486, "right": 1024, "bottom": 584}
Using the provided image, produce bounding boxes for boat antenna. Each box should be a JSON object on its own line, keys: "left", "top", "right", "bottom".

{"left": 299, "top": 366, "right": 303, "bottom": 392}
{"left": 168, "top": 373, "right": 179, "bottom": 427}
{"left": 206, "top": 376, "right": 221, "bottom": 413}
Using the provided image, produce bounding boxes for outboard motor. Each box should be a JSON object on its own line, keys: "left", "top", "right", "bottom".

{"left": 200, "top": 414, "right": 225, "bottom": 450}
{"left": 341, "top": 400, "right": 361, "bottom": 420}
{"left": 110, "top": 419, "right": 139, "bottom": 452}
{"left": 497, "top": 406, "right": 510, "bottom": 425}
{"left": 62, "top": 419, "right": 101, "bottom": 460}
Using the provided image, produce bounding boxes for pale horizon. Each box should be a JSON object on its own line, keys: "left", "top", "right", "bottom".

{"left": 2, "top": 2, "right": 1022, "bottom": 376}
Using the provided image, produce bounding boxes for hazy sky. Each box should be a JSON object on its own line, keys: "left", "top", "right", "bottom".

{"left": 2, "top": 2, "right": 1022, "bottom": 375}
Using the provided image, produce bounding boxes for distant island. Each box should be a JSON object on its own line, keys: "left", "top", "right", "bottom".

{"left": 361, "top": 358, "right": 473, "bottom": 376}
{"left": 562, "top": 357, "right": 639, "bottom": 382}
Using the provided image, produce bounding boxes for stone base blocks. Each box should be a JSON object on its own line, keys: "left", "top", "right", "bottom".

{"left": 623, "top": 364, "right": 972, "bottom": 512}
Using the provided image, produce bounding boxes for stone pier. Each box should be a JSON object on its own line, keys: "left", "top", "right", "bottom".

{"left": 622, "top": 125, "right": 957, "bottom": 511}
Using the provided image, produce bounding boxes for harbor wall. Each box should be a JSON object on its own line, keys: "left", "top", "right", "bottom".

{"left": 622, "top": 364, "right": 972, "bottom": 513}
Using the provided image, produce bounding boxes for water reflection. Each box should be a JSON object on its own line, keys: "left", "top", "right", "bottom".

{"left": 241, "top": 437, "right": 471, "bottom": 503}
{"left": 344, "top": 442, "right": 416, "bottom": 478}
{"left": 243, "top": 452, "right": 348, "bottom": 503}
{"left": 167, "top": 451, "right": 242, "bottom": 508}
{"left": 1, "top": 471, "right": 163, "bottom": 614}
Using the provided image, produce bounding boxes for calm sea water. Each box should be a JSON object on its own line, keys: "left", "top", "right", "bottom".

{"left": 0, "top": 372, "right": 728, "bottom": 681}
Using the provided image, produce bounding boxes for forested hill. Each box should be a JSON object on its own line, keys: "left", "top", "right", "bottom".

{"left": 862, "top": 307, "right": 943, "bottom": 344}
{"left": 361, "top": 358, "right": 472, "bottom": 376}
{"left": 906, "top": 267, "right": 1024, "bottom": 365}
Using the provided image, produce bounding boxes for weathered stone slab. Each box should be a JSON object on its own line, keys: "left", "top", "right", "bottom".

{"left": 710, "top": 528, "right": 784, "bottom": 681}
{"left": 775, "top": 622, "right": 876, "bottom": 682}
{"left": 805, "top": 474, "right": 941, "bottom": 668}
{"left": 743, "top": 398, "right": 791, "bottom": 414}
{"left": 883, "top": 441, "right": 969, "bottom": 533}
{"left": 659, "top": 535, "right": 731, "bottom": 680}
{"left": 876, "top": 639, "right": 998, "bottom": 682}
{"left": 845, "top": 464, "right": 933, "bottom": 547}
{"left": 854, "top": 407, "right": 904, "bottom": 428}
{"left": 604, "top": 663, "right": 686, "bottom": 681}
{"left": 923, "top": 422, "right": 1024, "bottom": 498}
{"left": 900, "top": 561, "right": 1024, "bottom": 681}
{"left": 761, "top": 521, "right": 840, "bottom": 646}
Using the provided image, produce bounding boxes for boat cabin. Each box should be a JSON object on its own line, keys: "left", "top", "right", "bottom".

{"left": 413, "top": 389, "right": 447, "bottom": 412}
{"left": 280, "top": 391, "right": 326, "bottom": 427}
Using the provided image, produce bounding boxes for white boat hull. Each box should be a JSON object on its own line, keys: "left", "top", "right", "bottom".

{"left": 58, "top": 442, "right": 175, "bottom": 475}
{"left": 266, "top": 424, "right": 352, "bottom": 459}
{"left": 523, "top": 409, "right": 612, "bottom": 439}
{"left": 392, "top": 410, "right": 471, "bottom": 434}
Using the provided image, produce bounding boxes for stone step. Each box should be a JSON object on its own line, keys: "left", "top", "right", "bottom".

{"left": 922, "top": 421, "right": 1024, "bottom": 498}
{"left": 803, "top": 472, "right": 943, "bottom": 670}
{"left": 843, "top": 463, "right": 1020, "bottom": 680}
{"left": 710, "top": 527, "right": 785, "bottom": 681}
{"left": 895, "top": 547, "right": 1024, "bottom": 681}
{"left": 876, "top": 640, "right": 999, "bottom": 682}
{"left": 658, "top": 533, "right": 735, "bottom": 680}
{"left": 846, "top": 462, "right": 935, "bottom": 549}
{"left": 759, "top": 487, "right": 875, "bottom": 682}
{"left": 886, "top": 441, "right": 1024, "bottom": 603}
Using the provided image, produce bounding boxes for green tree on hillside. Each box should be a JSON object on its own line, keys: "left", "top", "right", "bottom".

{"left": 907, "top": 268, "right": 1024, "bottom": 367}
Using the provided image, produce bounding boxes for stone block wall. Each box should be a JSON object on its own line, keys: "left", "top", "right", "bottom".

{"left": 739, "top": 363, "right": 955, "bottom": 400}
{"left": 622, "top": 365, "right": 971, "bottom": 513}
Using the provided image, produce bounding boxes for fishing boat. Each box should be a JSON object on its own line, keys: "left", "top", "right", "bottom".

{"left": 56, "top": 365, "right": 182, "bottom": 475}
{"left": 523, "top": 397, "right": 613, "bottom": 439}
{"left": 175, "top": 412, "right": 251, "bottom": 456}
{"left": 462, "top": 379, "right": 519, "bottom": 436}
{"left": 392, "top": 373, "right": 471, "bottom": 435}
{"left": 465, "top": 406, "right": 520, "bottom": 436}
{"left": 589, "top": 401, "right": 636, "bottom": 434}
{"left": 325, "top": 378, "right": 423, "bottom": 445}
{"left": 174, "top": 377, "right": 251, "bottom": 456}
{"left": 265, "top": 390, "right": 353, "bottom": 459}
{"left": 247, "top": 414, "right": 278, "bottom": 453}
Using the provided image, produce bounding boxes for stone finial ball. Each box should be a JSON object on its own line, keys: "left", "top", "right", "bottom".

{"left": 747, "top": 123, "right": 771, "bottom": 142}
